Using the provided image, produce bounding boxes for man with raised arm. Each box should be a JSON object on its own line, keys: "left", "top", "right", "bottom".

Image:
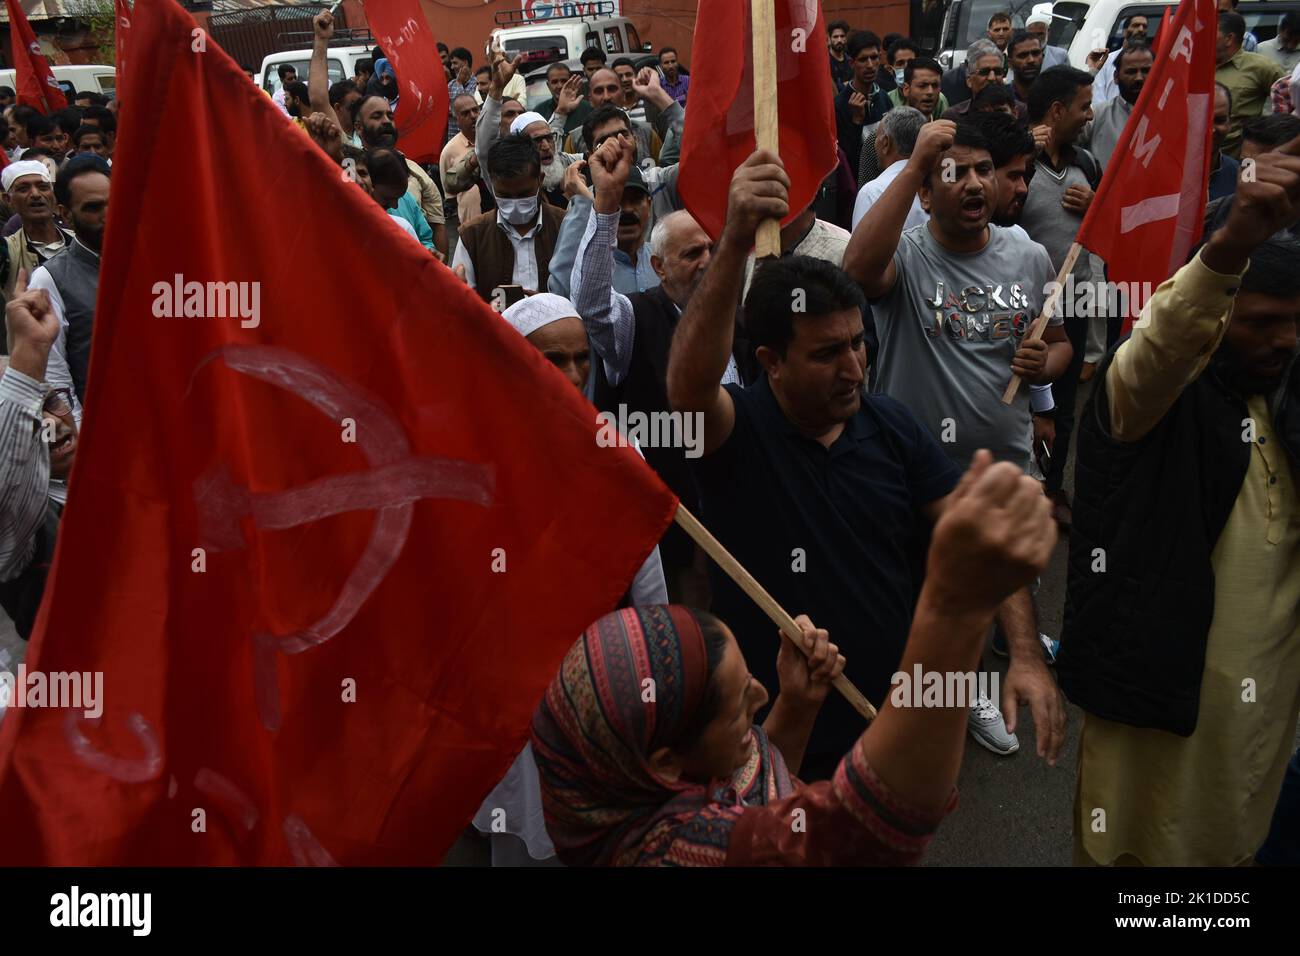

{"left": 570, "top": 136, "right": 748, "bottom": 604}
{"left": 842, "top": 117, "right": 1070, "bottom": 759}
{"left": 1061, "top": 134, "right": 1300, "bottom": 866}
{"left": 665, "top": 150, "right": 1064, "bottom": 778}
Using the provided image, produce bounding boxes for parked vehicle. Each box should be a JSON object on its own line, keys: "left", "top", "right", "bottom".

{"left": 1051, "top": 0, "right": 1300, "bottom": 68}
{"left": 0, "top": 64, "right": 116, "bottom": 100}
{"left": 258, "top": 44, "right": 375, "bottom": 98}
{"left": 936, "top": 0, "right": 1040, "bottom": 68}
{"left": 490, "top": 0, "right": 651, "bottom": 75}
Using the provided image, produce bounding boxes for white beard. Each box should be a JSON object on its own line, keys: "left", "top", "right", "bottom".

{"left": 541, "top": 158, "right": 566, "bottom": 192}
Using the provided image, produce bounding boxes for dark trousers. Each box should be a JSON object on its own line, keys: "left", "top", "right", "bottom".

{"left": 1045, "top": 314, "right": 1089, "bottom": 495}
{"left": 1258, "top": 748, "right": 1300, "bottom": 865}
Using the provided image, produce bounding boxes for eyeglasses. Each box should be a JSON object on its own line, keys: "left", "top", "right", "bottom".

{"left": 977, "top": 66, "right": 1008, "bottom": 77}
{"left": 42, "top": 387, "right": 73, "bottom": 418}
{"left": 529, "top": 131, "right": 558, "bottom": 147}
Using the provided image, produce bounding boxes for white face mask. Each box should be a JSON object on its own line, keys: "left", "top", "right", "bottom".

{"left": 497, "top": 194, "right": 539, "bottom": 225}
{"left": 895, "top": 68, "right": 905, "bottom": 86}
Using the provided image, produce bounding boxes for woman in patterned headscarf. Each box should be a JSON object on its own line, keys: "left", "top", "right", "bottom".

{"left": 536, "top": 604, "right": 939, "bottom": 868}
{"left": 532, "top": 449, "right": 1061, "bottom": 866}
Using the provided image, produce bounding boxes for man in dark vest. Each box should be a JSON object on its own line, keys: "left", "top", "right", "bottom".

{"left": 1061, "top": 133, "right": 1300, "bottom": 866}
{"left": 568, "top": 134, "right": 753, "bottom": 605}
{"left": 31, "top": 155, "right": 109, "bottom": 408}
{"left": 450, "top": 135, "right": 565, "bottom": 305}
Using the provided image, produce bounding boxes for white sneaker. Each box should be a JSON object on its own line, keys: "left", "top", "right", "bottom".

{"left": 968, "top": 695, "right": 1019, "bottom": 755}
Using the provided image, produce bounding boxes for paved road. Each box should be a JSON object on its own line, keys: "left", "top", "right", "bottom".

{"left": 924, "top": 380, "right": 1090, "bottom": 866}
{"left": 925, "top": 513, "right": 1080, "bottom": 866}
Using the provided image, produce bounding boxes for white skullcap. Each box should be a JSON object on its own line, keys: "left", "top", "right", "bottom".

{"left": 502, "top": 293, "right": 579, "bottom": 338}
{"left": 1026, "top": 4, "right": 1053, "bottom": 27}
{"left": 1, "top": 160, "right": 52, "bottom": 193}
{"left": 509, "top": 111, "right": 548, "bottom": 135}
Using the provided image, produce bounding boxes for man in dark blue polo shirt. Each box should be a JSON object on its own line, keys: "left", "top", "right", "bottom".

{"left": 667, "top": 150, "right": 968, "bottom": 777}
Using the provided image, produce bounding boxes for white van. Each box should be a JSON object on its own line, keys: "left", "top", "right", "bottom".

{"left": 0, "top": 64, "right": 116, "bottom": 100}
{"left": 489, "top": 2, "right": 651, "bottom": 74}
{"left": 937, "top": 0, "right": 1044, "bottom": 69}
{"left": 1050, "top": 0, "right": 1300, "bottom": 68}
{"left": 258, "top": 45, "right": 375, "bottom": 97}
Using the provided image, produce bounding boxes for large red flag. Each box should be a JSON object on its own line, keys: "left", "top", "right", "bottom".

{"left": 5, "top": 0, "right": 68, "bottom": 113}
{"left": 365, "top": 0, "right": 447, "bottom": 165}
{"left": 115, "top": 0, "right": 131, "bottom": 87}
{"left": 0, "top": 0, "right": 675, "bottom": 865}
{"left": 1075, "top": 0, "right": 1217, "bottom": 332}
{"left": 678, "top": 0, "right": 838, "bottom": 239}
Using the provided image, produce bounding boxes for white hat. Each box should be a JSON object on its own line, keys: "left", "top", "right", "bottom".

{"left": 1, "top": 160, "right": 52, "bottom": 193}
{"left": 509, "top": 111, "right": 548, "bottom": 136}
{"left": 501, "top": 293, "right": 580, "bottom": 338}
{"left": 1027, "top": 4, "right": 1054, "bottom": 28}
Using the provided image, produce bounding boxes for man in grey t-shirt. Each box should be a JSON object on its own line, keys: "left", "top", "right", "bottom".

{"left": 844, "top": 117, "right": 1071, "bottom": 763}
{"left": 845, "top": 120, "right": 1070, "bottom": 469}
{"left": 871, "top": 222, "right": 1057, "bottom": 467}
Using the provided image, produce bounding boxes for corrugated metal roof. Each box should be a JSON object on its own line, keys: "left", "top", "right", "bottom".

{"left": 0, "top": 0, "right": 292, "bottom": 24}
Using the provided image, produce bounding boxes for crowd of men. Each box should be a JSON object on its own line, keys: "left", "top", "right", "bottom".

{"left": 1, "top": 3, "right": 1299, "bottom": 868}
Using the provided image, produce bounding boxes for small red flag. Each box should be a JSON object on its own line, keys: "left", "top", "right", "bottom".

{"left": 678, "top": 0, "right": 838, "bottom": 239}
{"left": 1075, "top": 0, "right": 1218, "bottom": 333}
{"left": 4, "top": 0, "right": 68, "bottom": 113}
{"left": 0, "top": 0, "right": 675, "bottom": 865}
{"left": 115, "top": 0, "right": 131, "bottom": 87}
{"left": 365, "top": 0, "right": 448, "bottom": 165}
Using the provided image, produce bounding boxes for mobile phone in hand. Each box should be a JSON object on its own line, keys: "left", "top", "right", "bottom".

{"left": 496, "top": 284, "right": 526, "bottom": 308}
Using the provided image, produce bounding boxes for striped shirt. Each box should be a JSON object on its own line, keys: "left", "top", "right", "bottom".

{"left": 0, "top": 367, "right": 52, "bottom": 582}
{"left": 570, "top": 207, "right": 740, "bottom": 388}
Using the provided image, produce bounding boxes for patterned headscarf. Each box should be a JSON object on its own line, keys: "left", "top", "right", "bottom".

{"left": 531, "top": 605, "right": 793, "bottom": 866}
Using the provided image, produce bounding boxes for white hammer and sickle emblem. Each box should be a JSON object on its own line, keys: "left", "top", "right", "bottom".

{"left": 192, "top": 345, "right": 495, "bottom": 731}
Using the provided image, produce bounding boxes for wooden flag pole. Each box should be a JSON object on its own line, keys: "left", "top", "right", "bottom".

{"left": 751, "top": 0, "right": 781, "bottom": 259}
{"left": 674, "top": 503, "right": 878, "bottom": 721}
{"left": 1001, "top": 240, "right": 1083, "bottom": 405}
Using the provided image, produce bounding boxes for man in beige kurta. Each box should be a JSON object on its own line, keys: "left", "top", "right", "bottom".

{"left": 1072, "top": 139, "right": 1300, "bottom": 866}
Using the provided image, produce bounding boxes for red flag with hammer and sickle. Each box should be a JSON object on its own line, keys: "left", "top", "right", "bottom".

{"left": 0, "top": 0, "right": 675, "bottom": 865}
{"left": 5, "top": 0, "right": 68, "bottom": 113}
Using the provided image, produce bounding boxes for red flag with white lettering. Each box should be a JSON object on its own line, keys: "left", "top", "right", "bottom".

{"left": 0, "top": 0, "right": 675, "bottom": 865}
{"left": 678, "top": 0, "right": 838, "bottom": 239}
{"left": 1075, "top": 0, "right": 1218, "bottom": 332}
{"left": 365, "top": 0, "right": 448, "bottom": 165}
{"left": 115, "top": 0, "right": 131, "bottom": 87}
{"left": 5, "top": 0, "right": 69, "bottom": 113}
